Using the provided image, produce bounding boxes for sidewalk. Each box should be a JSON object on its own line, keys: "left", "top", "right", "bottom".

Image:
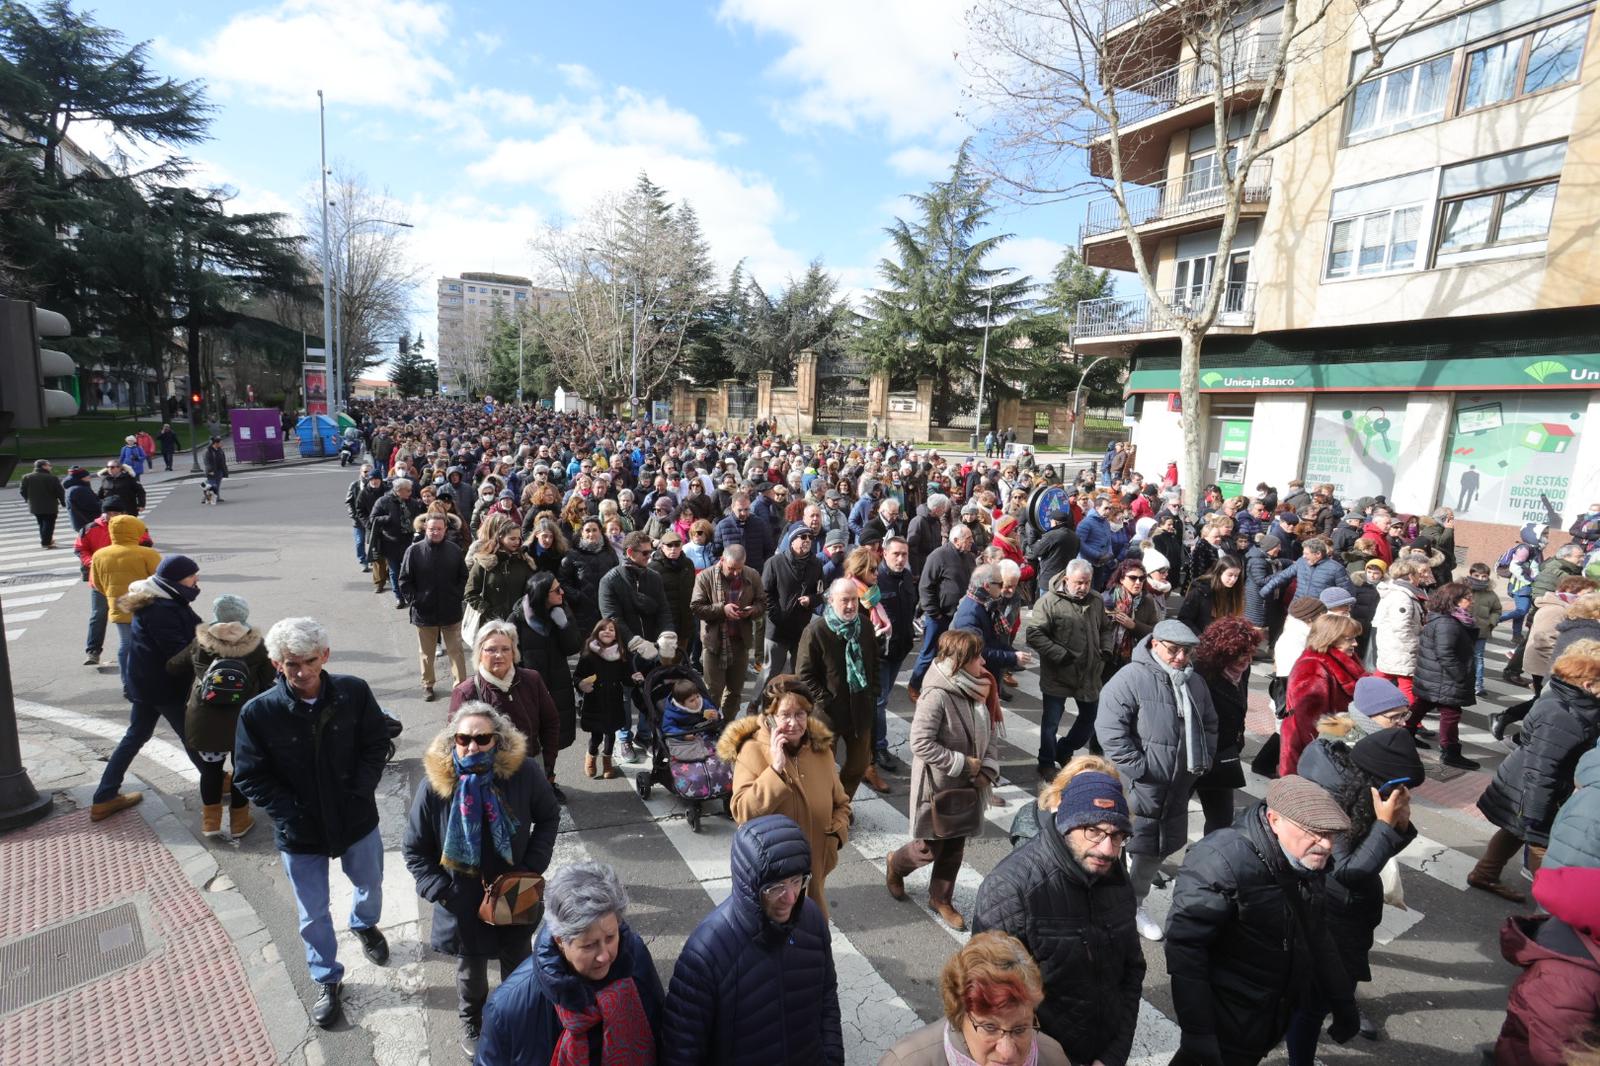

{"left": 0, "top": 781, "right": 301, "bottom": 1066}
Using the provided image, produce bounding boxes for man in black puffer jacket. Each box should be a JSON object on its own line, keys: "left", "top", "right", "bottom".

{"left": 971, "top": 771, "right": 1144, "bottom": 1065}
{"left": 749, "top": 528, "right": 824, "bottom": 712}
{"left": 661, "top": 814, "right": 843, "bottom": 1066}
{"left": 1166, "top": 777, "right": 1360, "bottom": 1066}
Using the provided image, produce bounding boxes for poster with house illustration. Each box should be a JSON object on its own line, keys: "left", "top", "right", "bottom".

{"left": 1438, "top": 393, "right": 1582, "bottom": 526}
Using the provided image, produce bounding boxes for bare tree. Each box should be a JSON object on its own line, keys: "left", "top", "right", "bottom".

{"left": 304, "top": 168, "right": 423, "bottom": 394}
{"left": 966, "top": 0, "right": 1438, "bottom": 509}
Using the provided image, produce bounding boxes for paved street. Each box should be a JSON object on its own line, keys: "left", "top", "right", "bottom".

{"left": 4, "top": 461, "right": 1531, "bottom": 1065}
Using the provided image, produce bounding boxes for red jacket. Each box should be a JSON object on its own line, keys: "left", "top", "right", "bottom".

{"left": 1279, "top": 647, "right": 1363, "bottom": 776}
{"left": 1360, "top": 522, "right": 1394, "bottom": 563}
{"left": 73, "top": 514, "right": 154, "bottom": 569}
{"left": 1496, "top": 866, "right": 1600, "bottom": 1066}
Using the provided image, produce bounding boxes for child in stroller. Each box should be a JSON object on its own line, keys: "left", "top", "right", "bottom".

{"left": 636, "top": 667, "right": 734, "bottom": 830}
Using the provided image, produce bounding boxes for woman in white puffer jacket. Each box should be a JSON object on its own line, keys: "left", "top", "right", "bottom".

{"left": 1372, "top": 559, "right": 1428, "bottom": 715}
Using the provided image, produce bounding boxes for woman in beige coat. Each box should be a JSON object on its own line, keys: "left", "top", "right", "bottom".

{"left": 719, "top": 674, "right": 851, "bottom": 917}
{"left": 1523, "top": 576, "right": 1600, "bottom": 688}
{"left": 886, "top": 628, "right": 1002, "bottom": 931}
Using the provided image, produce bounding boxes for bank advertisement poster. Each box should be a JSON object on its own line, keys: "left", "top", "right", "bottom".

{"left": 1439, "top": 392, "right": 1582, "bottom": 527}
{"left": 1301, "top": 395, "right": 1405, "bottom": 501}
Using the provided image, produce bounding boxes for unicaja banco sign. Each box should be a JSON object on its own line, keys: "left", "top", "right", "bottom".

{"left": 1131, "top": 354, "right": 1600, "bottom": 394}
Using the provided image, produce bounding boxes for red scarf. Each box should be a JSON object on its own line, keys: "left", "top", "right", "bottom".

{"left": 553, "top": 976, "right": 656, "bottom": 1066}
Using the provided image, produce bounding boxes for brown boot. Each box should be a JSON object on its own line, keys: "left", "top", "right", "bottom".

{"left": 929, "top": 879, "right": 965, "bottom": 930}
{"left": 201, "top": 803, "right": 224, "bottom": 838}
{"left": 600, "top": 756, "right": 620, "bottom": 780}
{"left": 229, "top": 803, "right": 255, "bottom": 839}
{"left": 584, "top": 754, "right": 598, "bottom": 778}
{"left": 90, "top": 792, "right": 143, "bottom": 822}
{"left": 885, "top": 851, "right": 908, "bottom": 901}
{"left": 863, "top": 765, "right": 891, "bottom": 795}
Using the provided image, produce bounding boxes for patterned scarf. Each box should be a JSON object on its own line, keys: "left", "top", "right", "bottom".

{"left": 441, "top": 749, "right": 517, "bottom": 876}
{"left": 553, "top": 976, "right": 657, "bottom": 1066}
{"left": 824, "top": 604, "right": 868, "bottom": 692}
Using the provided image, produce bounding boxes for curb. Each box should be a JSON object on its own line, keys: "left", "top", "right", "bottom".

{"left": 67, "top": 780, "right": 308, "bottom": 1060}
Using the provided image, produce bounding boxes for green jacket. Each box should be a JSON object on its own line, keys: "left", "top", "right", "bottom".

{"left": 1531, "top": 558, "right": 1581, "bottom": 600}
{"left": 1025, "top": 583, "right": 1106, "bottom": 700}
{"left": 18, "top": 470, "right": 64, "bottom": 515}
{"left": 1469, "top": 584, "right": 1503, "bottom": 640}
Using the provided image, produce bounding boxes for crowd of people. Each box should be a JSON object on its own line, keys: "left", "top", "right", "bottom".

{"left": 56, "top": 394, "right": 1600, "bottom": 1066}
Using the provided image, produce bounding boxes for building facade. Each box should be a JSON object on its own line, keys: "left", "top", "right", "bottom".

{"left": 1074, "top": 0, "right": 1600, "bottom": 548}
{"left": 435, "top": 272, "right": 564, "bottom": 396}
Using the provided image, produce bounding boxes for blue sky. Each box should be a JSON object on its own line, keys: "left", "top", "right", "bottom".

{"left": 72, "top": 0, "right": 1089, "bottom": 361}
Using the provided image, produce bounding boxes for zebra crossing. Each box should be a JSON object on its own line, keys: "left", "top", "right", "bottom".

{"left": 0, "top": 477, "right": 180, "bottom": 642}
{"left": 17, "top": 621, "right": 1526, "bottom": 1064}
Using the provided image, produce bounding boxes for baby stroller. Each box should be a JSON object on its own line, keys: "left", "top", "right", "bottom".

{"left": 633, "top": 663, "right": 734, "bottom": 832}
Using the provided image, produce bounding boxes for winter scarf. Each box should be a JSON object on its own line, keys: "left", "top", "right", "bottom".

{"left": 1154, "top": 652, "right": 1210, "bottom": 775}
{"left": 824, "top": 604, "right": 868, "bottom": 692}
{"left": 1451, "top": 605, "right": 1476, "bottom": 627}
{"left": 934, "top": 658, "right": 1000, "bottom": 744}
{"left": 553, "top": 976, "right": 656, "bottom": 1066}
{"left": 1105, "top": 584, "right": 1144, "bottom": 661}
{"left": 151, "top": 575, "right": 201, "bottom": 603}
{"left": 589, "top": 640, "right": 622, "bottom": 661}
{"left": 441, "top": 749, "right": 517, "bottom": 876}
{"left": 477, "top": 663, "right": 514, "bottom": 693}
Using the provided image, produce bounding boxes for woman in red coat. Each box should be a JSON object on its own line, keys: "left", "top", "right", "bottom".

{"left": 1279, "top": 613, "right": 1365, "bottom": 777}
{"left": 1496, "top": 864, "right": 1600, "bottom": 1066}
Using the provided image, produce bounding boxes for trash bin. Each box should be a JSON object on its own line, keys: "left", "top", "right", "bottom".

{"left": 295, "top": 414, "right": 340, "bottom": 457}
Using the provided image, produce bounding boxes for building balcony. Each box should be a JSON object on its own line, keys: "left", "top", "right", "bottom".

{"left": 1089, "top": 34, "right": 1278, "bottom": 183}
{"left": 1079, "top": 159, "right": 1272, "bottom": 271}
{"left": 1072, "top": 282, "right": 1257, "bottom": 350}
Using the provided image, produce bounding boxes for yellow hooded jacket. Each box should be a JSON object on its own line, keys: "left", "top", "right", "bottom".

{"left": 89, "top": 515, "right": 161, "bottom": 623}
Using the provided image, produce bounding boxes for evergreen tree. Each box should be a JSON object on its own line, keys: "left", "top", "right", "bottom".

{"left": 854, "top": 144, "right": 1034, "bottom": 420}
{"left": 388, "top": 340, "right": 437, "bottom": 398}
{"left": 1017, "top": 248, "right": 1119, "bottom": 403}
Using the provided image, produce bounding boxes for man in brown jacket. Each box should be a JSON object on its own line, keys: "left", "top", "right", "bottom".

{"left": 691, "top": 544, "right": 765, "bottom": 717}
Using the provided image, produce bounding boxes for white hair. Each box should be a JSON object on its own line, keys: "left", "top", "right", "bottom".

{"left": 950, "top": 524, "right": 973, "bottom": 544}
{"left": 927, "top": 493, "right": 950, "bottom": 513}
{"left": 545, "top": 862, "right": 631, "bottom": 940}
{"left": 450, "top": 699, "right": 515, "bottom": 739}
{"left": 1064, "top": 559, "right": 1094, "bottom": 579}
{"left": 827, "top": 577, "right": 858, "bottom": 603}
{"left": 391, "top": 478, "right": 413, "bottom": 493}
{"left": 997, "top": 559, "right": 1021, "bottom": 581}
{"left": 473, "top": 619, "right": 519, "bottom": 657}
{"left": 264, "top": 617, "right": 330, "bottom": 661}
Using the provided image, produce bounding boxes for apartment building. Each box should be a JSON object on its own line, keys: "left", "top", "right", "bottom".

{"left": 436, "top": 273, "right": 564, "bottom": 396}
{"left": 1074, "top": 0, "right": 1600, "bottom": 544}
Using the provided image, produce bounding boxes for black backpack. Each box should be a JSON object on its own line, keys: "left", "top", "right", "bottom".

{"left": 198, "top": 657, "right": 254, "bottom": 709}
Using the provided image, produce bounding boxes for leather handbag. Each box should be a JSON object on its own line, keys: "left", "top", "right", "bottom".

{"left": 478, "top": 871, "right": 545, "bottom": 926}
{"left": 928, "top": 776, "right": 984, "bottom": 838}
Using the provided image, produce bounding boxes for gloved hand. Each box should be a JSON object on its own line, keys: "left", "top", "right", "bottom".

{"left": 548, "top": 606, "right": 568, "bottom": 629}
{"left": 1327, "top": 1001, "right": 1361, "bottom": 1045}
{"left": 1175, "top": 1033, "right": 1223, "bottom": 1066}
{"left": 656, "top": 631, "right": 679, "bottom": 662}
{"left": 628, "top": 635, "right": 659, "bottom": 660}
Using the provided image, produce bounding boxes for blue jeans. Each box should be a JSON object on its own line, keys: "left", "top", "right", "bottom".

{"left": 1474, "top": 636, "right": 1488, "bottom": 692}
{"left": 280, "top": 826, "right": 385, "bottom": 985}
{"left": 875, "top": 653, "right": 907, "bottom": 753}
{"left": 86, "top": 585, "right": 107, "bottom": 656}
{"left": 907, "top": 615, "right": 949, "bottom": 693}
{"left": 93, "top": 701, "right": 201, "bottom": 803}
{"left": 114, "top": 621, "right": 133, "bottom": 692}
{"left": 353, "top": 524, "right": 368, "bottom": 566}
{"left": 618, "top": 686, "right": 655, "bottom": 747}
{"left": 1500, "top": 589, "right": 1533, "bottom": 641}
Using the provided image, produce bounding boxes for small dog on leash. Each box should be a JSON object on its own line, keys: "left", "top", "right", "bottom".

{"left": 202, "top": 482, "right": 218, "bottom": 505}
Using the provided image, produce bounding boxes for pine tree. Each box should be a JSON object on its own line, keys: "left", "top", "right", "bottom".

{"left": 388, "top": 343, "right": 437, "bottom": 398}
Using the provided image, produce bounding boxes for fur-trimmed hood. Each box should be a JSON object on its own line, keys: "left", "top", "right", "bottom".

{"left": 715, "top": 711, "right": 834, "bottom": 763}
{"left": 115, "top": 576, "right": 169, "bottom": 616}
{"left": 421, "top": 722, "right": 528, "bottom": 798}
{"left": 413, "top": 511, "right": 464, "bottom": 533}
{"left": 1316, "top": 713, "right": 1358, "bottom": 739}
{"left": 194, "top": 621, "right": 263, "bottom": 657}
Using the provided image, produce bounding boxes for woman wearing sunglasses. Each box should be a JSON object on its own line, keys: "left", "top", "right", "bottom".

{"left": 403, "top": 701, "right": 561, "bottom": 1058}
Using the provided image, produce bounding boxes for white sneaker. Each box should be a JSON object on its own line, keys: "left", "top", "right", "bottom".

{"left": 1135, "top": 907, "right": 1165, "bottom": 941}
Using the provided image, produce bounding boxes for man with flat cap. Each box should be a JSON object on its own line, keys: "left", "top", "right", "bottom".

{"left": 1096, "top": 618, "right": 1218, "bottom": 942}
{"left": 1165, "top": 775, "right": 1361, "bottom": 1066}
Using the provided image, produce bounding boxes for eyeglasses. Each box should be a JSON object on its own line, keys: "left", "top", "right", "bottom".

{"left": 760, "top": 873, "right": 810, "bottom": 901}
{"left": 1078, "top": 825, "right": 1131, "bottom": 846}
{"left": 967, "top": 1017, "right": 1041, "bottom": 1041}
{"left": 1124, "top": 574, "right": 1146, "bottom": 583}
{"left": 1154, "top": 640, "right": 1192, "bottom": 659}
{"left": 770, "top": 712, "right": 808, "bottom": 726}
{"left": 454, "top": 732, "right": 497, "bottom": 748}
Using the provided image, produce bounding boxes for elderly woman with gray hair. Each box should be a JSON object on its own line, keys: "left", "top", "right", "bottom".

{"left": 404, "top": 700, "right": 561, "bottom": 1059}
{"left": 449, "top": 620, "right": 564, "bottom": 801}
{"left": 476, "top": 861, "right": 665, "bottom": 1065}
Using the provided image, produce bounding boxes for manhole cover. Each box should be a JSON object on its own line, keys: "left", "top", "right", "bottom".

{"left": 0, "top": 899, "right": 151, "bottom": 1015}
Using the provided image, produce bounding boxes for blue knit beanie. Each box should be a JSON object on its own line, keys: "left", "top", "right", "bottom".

{"left": 1054, "top": 772, "right": 1132, "bottom": 835}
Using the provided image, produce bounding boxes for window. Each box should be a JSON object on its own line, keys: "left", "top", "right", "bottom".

{"left": 466, "top": 285, "right": 477, "bottom": 292}
{"left": 1435, "top": 181, "right": 1558, "bottom": 262}
{"left": 1462, "top": 14, "right": 1589, "bottom": 109}
{"left": 1347, "top": 55, "right": 1453, "bottom": 141}
{"left": 446, "top": 283, "right": 461, "bottom": 292}
{"left": 1325, "top": 207, "right": 1422, "bottom": 278}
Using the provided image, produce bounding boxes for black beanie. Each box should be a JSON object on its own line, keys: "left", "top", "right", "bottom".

{"left": 1351, "top": 727, "right": 1426, "bottom": 789}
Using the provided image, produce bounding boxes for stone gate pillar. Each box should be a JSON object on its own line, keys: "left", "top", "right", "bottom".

{"left": 757, "top": 370, "right": 774, "bottom": 423}
{"left": 796, "top": 350, "right": 817, "bottom": 436}
{"left": 868, "top": 370, "right": 889, "bottom": 437}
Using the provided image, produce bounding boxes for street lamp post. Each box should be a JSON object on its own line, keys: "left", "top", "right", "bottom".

{"left": 1067, "top": 353, "right": 1117, "bottom": 458}
{"left": 329, "top": 215, "right": 412, "bottom": 411}
{"left": 971, "top": 295, "right": 993, "bottom": 452}
{"left": 317, "top": 90, "right": 333, "bottom": 417}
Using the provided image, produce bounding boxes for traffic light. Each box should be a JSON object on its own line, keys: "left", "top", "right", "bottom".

{"left": 0, "top": 298, "right": 79, "bottom": 433}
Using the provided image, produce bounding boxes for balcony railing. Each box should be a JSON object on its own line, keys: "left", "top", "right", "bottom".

{"left": 1073, "top": 282, "right": 1257, "bottom": 339}
{"left": 1080, "top": 159, "right": 1272, "bottom": 242}
{"left": 1093, "top": 34, "right": 1279, "bottom": 135}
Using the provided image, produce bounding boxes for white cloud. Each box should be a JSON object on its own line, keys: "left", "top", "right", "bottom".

{"left": 159, "top": 0, "right": 454, "bottom": 109}
{"left": 717, "top": 0, "right": 969, "bottom": 142}
{"left": 886, "top": 145, "right": 954, "bottom": 178}
{"left": 1002, "top": 235, "right": 1067, "bottom": 287}
{"left": 473, "top": 31, "right": 503, "bottom": 55}
{"left": 556, "top": 62, "right": 599, "bottom": 91}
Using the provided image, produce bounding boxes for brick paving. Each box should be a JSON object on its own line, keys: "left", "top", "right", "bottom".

{"left": 0, "top": 809, "right": 276, "bottom": 1066}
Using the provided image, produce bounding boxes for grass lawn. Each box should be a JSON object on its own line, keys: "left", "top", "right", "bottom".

{"left": 16, "top": 412, "right": 221, "bottom": 465}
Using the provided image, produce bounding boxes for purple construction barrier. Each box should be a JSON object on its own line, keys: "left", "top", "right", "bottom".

{"left": 230, "top": 408, "right": 286, "bottom": 463}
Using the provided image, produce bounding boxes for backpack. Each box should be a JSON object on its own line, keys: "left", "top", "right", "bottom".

{"left": 1496, "top": 542, "right": 1524, "bottom": 579}
{"left": 198, "top": 657, "right": 254, "bottom": 710}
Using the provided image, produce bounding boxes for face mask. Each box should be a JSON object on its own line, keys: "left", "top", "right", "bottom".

{"left": 581, "top": 535, "right": 602, "bottom": 550}
{"left": 1110, "top": 521, "right": 1125, "bottom": 532}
